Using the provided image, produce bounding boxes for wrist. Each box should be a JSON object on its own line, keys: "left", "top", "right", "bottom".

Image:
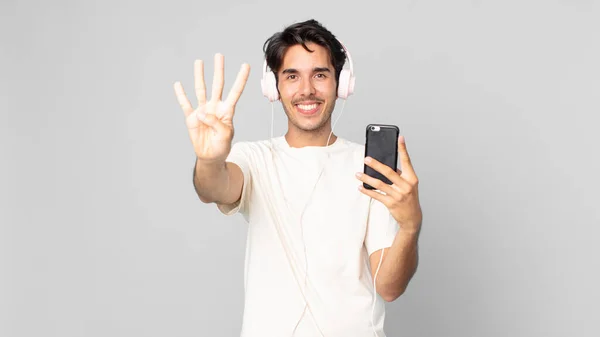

{"left": 399, "top": 222, "right": 421, "bottom": 236}
{"left": 195, "top": 157, "right": 226, "bottom": 170}
{"left": 194, "top": 159, "right": 228, "bottom": 185}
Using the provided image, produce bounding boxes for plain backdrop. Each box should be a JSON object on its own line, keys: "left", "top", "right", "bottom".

{"left": 1, "top": 0, "right": 599, "bottom": 336}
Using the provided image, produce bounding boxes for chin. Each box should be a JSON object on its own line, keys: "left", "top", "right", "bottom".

{"left": 293, "top": 114, "right": 332, "bottom": 132}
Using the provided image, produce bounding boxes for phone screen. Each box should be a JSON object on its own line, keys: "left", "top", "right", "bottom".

{"left": 363, "top": 124, "right": 399, "bottom": 190}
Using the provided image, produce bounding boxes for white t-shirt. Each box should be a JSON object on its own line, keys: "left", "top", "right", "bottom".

{"left": 217, "top": 136, "right": 399, "bottom": 337}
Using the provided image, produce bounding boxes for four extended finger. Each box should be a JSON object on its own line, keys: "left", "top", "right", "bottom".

{"left": 194, "top": 60, "right": 207, "bottom": 106}
{"left": 174, "top": 81, "right": 194, "bottom": 117}
{"left": 224, "top": 63, "right": 251, "bottom": 110}
{"left": 211, "top": 53, "right": 225, "bottom": 101}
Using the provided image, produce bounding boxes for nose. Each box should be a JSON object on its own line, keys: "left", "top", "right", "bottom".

{"left": 299, "top": 76, "right": 316, "bottom": 97}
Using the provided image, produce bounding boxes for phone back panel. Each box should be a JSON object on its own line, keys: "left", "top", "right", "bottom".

{"left": 364, "top": 124, "right": 399, "bottom": 190}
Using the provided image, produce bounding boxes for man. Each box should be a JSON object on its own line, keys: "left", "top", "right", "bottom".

{"left": 174, "top": 19, "right": 422, "bottom": 337}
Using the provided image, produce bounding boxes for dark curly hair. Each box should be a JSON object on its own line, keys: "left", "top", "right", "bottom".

{"left": 262, "top": 19, "right": 347, "bottom": 90}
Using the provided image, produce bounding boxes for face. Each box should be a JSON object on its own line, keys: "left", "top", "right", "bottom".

{"left": 277, "top": 42, "right": 337, "bottom": 133}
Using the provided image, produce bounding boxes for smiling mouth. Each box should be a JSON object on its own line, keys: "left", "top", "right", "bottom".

{"left": 295, "top": 102, "right": 322, "bottom": 115}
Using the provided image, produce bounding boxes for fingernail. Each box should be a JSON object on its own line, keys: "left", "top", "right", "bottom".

{"left": 355, "top": 172, "right": 362, "bottom": 178}
{"left": 364, "top": 157, "right": 372, "bottom": 163}
{"left": 398, "top": 135, "right": 405, "bottom": 143}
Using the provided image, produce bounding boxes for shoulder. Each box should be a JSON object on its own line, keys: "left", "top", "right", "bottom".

{"left": 336, "top": 136, "right": 363, "bottom": 148}
{"left": 227, "top": 138, "right": 277, "bottom": 164}
{"left": 230, "top": 138, "right": 270, "bottom": 152}
{"left": 336, "top": 137, "right": 365, "bottom": 158}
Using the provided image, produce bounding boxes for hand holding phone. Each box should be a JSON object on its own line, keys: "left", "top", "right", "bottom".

{"left": 363, "top": 124, "right": 400, "bottom": 190}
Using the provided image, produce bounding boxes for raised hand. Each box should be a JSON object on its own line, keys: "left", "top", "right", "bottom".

{"left": 174, "top": 53, "right": 250, "bottom": 164}
{"left": 356, "top": 135, "right": 423, "bottom": 233}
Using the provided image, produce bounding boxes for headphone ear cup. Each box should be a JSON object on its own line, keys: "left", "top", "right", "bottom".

{"left": 261, "top": 71, "right": 279, "bottom": 102}
{"left": 337, "top": 69, "right": 351, "bottom": 99}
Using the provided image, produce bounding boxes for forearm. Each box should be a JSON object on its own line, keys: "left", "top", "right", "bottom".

{"left": 376, "top": 226, "right": 421, "bottom": 301}
{"left": 192, "top": 159, "right": 231, "bottom": 203}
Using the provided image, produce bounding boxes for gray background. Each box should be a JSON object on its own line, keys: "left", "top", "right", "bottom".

{"left": 1, "top": 0, "right": 599, "bottom": 336}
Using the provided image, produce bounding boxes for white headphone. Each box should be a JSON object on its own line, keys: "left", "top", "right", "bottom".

{"left": 260, "top": 41, "right": 356, "bottom": 102}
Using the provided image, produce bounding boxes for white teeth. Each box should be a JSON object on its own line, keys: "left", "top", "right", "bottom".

{"left": 297, "top": 104, "right": 317, "bottom": 111}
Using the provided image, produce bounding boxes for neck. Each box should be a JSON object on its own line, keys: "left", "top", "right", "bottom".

{"left": 284, "top": 125, "right": 338, "bottom": 148}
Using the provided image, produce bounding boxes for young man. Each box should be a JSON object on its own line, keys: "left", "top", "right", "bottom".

{"left": 174, "top": 19, "right": 422, "bottom": 337}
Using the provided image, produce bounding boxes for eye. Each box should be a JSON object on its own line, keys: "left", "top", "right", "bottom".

{"left": 315, "top": 73, "right": 327, "bottom": 79}
{"left": 287, "top": 74, "right": 297, "bottom": 80}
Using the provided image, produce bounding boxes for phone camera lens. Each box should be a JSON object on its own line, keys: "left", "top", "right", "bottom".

{"left": 370, "top": 126, "right": 375, "bottom": 131}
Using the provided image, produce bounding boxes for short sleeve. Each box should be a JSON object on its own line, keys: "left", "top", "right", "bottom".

{"left": 216, "top": 141, "right": 252, "bottom": 219}
{"left": 364, "top": 197, "right": 399, "bottom": 256}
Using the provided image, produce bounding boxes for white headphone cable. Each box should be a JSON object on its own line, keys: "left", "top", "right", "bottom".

{"left": 289, "top": 98, "right": 347, "bottom": 335}
{"left": 269, "top": 102, "right": 327, "bottom": 337}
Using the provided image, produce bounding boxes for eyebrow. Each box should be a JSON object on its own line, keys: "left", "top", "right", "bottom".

{"left": 281, "top": 67, "right": 332, "bottom": 74}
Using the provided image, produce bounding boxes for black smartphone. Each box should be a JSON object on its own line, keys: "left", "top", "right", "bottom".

{"left": 363, "top": 124, "right": 400, "bottom": 190}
